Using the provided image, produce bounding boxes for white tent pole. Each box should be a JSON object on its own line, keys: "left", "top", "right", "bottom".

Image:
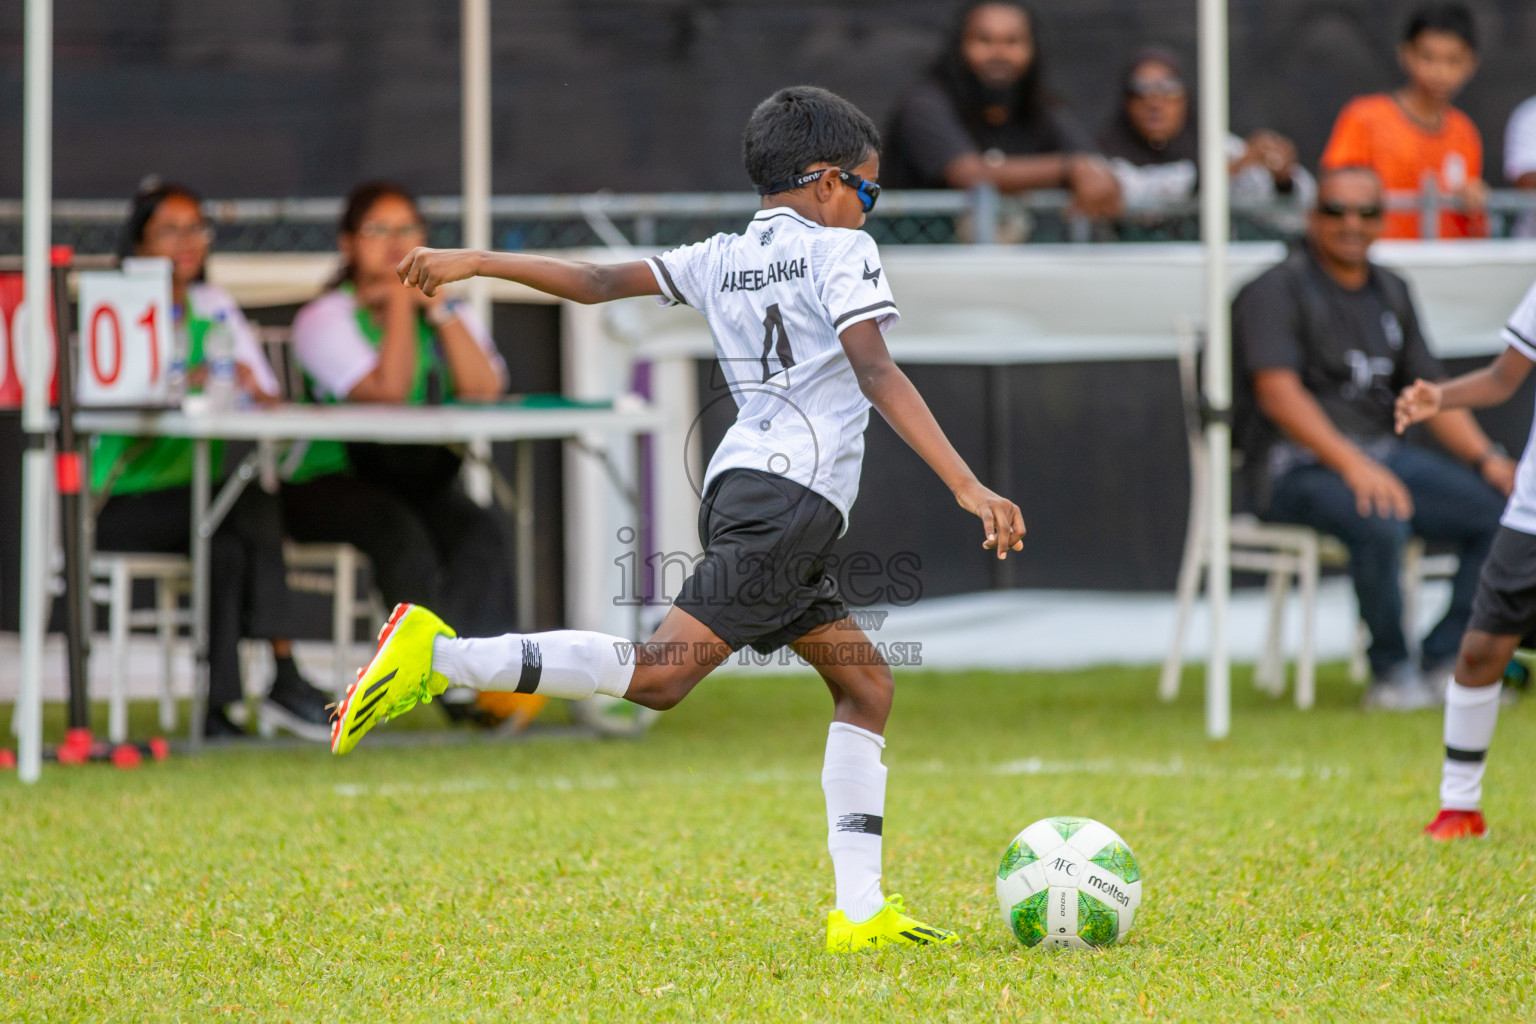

{"left": 1198, "top": 0, "right": 1232, "bottom": 740}
{"left": 460, "top": 0, "right": 493, "bottom": 506}
{"left": 18, "top": 0, "right": 55, "bottom": 782}
{"left": 462, "top": 0, "right": 491, "bottom": 326}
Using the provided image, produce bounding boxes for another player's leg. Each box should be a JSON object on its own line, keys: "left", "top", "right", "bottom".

{"left": 1424, "top": 627, "right": 1518, "bottom": 840}
{"left": 332, "top": 602, "right": 730, "bottom": 754}
{"left": 799, "top": 620, "right": 957, "bottom": 952}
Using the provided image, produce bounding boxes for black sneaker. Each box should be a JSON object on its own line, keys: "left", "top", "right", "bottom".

{"left": 204, "top": 705, "right": 250, "bottom": 740}
{"left": 258, "top": 661, "right": 334, "bottom": 743}
{"left": 437, "top": 686, "right": 499, "bottom": 727}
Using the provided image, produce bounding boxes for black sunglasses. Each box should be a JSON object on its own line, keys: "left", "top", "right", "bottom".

{"left": 1317, "top": 201, "right": 1384, "bottom": 220}
{"left": 756, "top": 168, "right": 881, "bottom": 213}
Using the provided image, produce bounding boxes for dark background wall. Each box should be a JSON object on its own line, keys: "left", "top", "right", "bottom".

{"left": 2, "top": 0, "right": 1535, "bottom": 201}
{"left": 3, "top": 1, "right": 1534, "bottom": 622}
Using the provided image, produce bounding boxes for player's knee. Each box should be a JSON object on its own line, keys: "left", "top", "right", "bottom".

{"left": 630, "top": 687, "right": 684, "bottom": 712}
{"left": 849, "top": 662, "right": 894, "bottom": 716}
{"left": 625, "top": 665, "right": 696, "bottom": 711}
{"left": 1455, "top": 633, "right": 1507, "bottom": 685}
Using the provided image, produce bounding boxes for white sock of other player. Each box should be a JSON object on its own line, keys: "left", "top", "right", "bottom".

{"left": 822, "top": 721, "right": 888, "bottom": 923}
{"left": 432, "top": 632, "right": 634, "bottom": 701}
{"left": 1440, "top": 679, "right": 1503, "bottom": 810}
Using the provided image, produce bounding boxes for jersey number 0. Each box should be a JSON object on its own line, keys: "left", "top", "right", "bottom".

{"left": 760, "top": 303, "right": 795, "bottom": 382}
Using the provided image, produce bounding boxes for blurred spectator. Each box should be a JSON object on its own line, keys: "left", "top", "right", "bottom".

{"left": 284, "top": 182, "right": 516, "bottom": 673}
{"left": 93, "top": 181, "right": 333, "bottom": 741}
{"left": 1098, "top": 47, "right": 1314, "bottom": 215}
{"left": 1503, "top": 95, "right": 1536, "bottom": 236}
{"left": 1233, "top": 166, "right": 1510, "bottom": 710}
{"left": 883, "top": 0, "right": 1120, "bottom": 219}
{"left": 1320, "top": 3, "right": 1487, "bottom": 239}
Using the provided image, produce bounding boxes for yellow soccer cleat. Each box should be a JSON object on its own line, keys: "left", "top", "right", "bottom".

{"left": 331, "top": 604, "right": 455, "bottom": 755}
{"left": 825, "top": 894, "right": 959, "bottom": 952}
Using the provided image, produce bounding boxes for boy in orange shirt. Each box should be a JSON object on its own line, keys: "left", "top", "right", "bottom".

{"left": 1321, "top": 3, "right": 1486, "bottom": 239}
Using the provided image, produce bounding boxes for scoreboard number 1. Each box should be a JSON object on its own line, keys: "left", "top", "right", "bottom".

{"left": 76, "top": 258, "right": 172, "bottom": 407}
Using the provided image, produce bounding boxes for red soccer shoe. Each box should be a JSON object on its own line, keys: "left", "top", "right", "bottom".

{"left": 1422, "top": 809, "right": 1487, "bottom": 841}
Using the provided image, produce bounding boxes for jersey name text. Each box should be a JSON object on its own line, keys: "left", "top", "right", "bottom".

{"left": 720, "top": 258, "right": 809, "bottom": 293}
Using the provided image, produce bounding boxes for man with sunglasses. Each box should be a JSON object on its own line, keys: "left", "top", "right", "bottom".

{"left": 1233, "top": 165, "right": 1513, "bottom": 710}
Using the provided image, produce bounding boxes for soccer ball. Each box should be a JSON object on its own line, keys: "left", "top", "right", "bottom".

{"left": 996, "top": 816, "right": 1141, "bottom": 950}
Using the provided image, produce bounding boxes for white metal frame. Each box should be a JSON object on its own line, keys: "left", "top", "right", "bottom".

{"left": 18, "top": 0, "right": 54, "bottom": 781}
{"left": 1197, "top": 0, "right": 1233, "bottom": 738}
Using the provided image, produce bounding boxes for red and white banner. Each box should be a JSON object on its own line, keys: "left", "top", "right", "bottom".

{"left": 0, "top": 272, "right": 59, "bottom": 410}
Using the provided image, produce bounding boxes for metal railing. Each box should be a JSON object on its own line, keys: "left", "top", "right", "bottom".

{"left": 2, "top": 186, "right": 1533, "bottom": 255}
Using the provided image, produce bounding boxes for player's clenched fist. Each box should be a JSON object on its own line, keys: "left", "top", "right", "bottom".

{"left": 396, "top": 247, "right": 482, "bottom": 298}
{"left": 1395, "top": 378, "right": 1442, "bottom": 434}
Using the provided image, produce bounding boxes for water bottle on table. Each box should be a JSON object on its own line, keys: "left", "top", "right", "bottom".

{"left": 205, "top": 310, "right": 237, "bottom": 414}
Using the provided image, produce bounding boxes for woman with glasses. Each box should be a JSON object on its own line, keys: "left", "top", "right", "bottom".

{"left": 1097, "top": 47, "right": 1312, "bottom": 233}
{"left": 283, "top": 182, "right": 515, "bottom": 719}
{"left": 93, "top": 180, "right": 334, "bottom": 740}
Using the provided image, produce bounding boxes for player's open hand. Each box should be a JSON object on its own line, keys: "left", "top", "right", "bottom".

{"left": 956, "top": 482, "right": 1025, "bottom": 560}
{"left": 1394, "top": 379, "right": 1441, "bottom": 434}
{"left": 397, "top": 247, "right": 481, "bottom": 298}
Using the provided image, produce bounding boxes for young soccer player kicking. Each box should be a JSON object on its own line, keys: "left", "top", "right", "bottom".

{"left": 330, "top": 86, "right": 1025, "bottom": 949}
{"left": 1395, "top": 278, "right": 1536, "bottom": 840}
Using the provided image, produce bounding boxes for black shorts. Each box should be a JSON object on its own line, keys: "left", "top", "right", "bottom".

{"left": 673, "top": 468, "right": 850, "bottom": 654}
{"left": 1468, "top": 525, "right": 1536, "bottom": 640}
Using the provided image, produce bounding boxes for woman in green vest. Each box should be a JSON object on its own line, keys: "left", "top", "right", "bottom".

{"left": 283, "top": 182, "right": 515, "bottom": 691}
{"left": 93, "top": 181, "right": 333, "bottom": 741}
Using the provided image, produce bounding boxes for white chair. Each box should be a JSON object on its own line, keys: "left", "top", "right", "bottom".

{"left": 89, "top": 552, "right": 191, "bottom": 743}
{"left": 284, "top": 541, "right": 386, "bottom": 698}
{"left": 1161, "top": 325, "right": 1457, "bottom": 708}
{"left": 88, "top": 536, "right": 379, "bottom": 733}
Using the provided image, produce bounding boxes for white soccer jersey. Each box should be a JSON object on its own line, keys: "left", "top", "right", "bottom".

{"left": 646, "top": 207, "right": 899, "bottom": 530}
{"left": 1496, "top": 279, "right": 1536, "bottom": 535}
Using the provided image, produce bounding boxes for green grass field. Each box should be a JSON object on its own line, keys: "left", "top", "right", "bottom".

{"left": 3, "top": 664, "right": 1533, "bottom": 1022}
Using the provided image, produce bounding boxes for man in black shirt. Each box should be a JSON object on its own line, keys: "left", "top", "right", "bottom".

{"left": 883, "top": 1, "right": 1119, "bottom": 219}
{"left": 1233, "top": 165, "right": 1514, "bottom": 709}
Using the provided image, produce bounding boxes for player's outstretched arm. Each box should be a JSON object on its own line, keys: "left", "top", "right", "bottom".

{"left": 397, "top": 247, "right": 662, "bottom": 304}
{"left": 1395, "top": 348, "right": 1536, "bottom": 434}
{"left": 840, "top": 320, "right": 1024, "bottom": 559}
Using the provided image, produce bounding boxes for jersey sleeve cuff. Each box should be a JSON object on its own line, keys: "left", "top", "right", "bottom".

{"left": 1503, "top": 323, "right": 1536, "bottom": 362}
{"left": 831, "top": 300, "right": 899, "bottom": 333}
{"left": 647, "top": 256, "right": 687, "bottom": 306}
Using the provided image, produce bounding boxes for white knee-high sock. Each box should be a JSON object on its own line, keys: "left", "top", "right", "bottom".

{"left": 432, "top": 632, "right": 634, "bottom": 700}
{"left": 822, "top": 721, "right": 887, "bottom": 923}
{"left": 1440, "top": 679, "right": 1502, "bottom": 810}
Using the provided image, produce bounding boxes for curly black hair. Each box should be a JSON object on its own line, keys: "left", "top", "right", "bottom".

{"left": 741, "top": 86, "right": 880, "bottom": 193}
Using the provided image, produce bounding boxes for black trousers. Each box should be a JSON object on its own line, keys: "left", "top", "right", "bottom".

{"left": 95, "top": 485, "right": 296, "bottom": 708}
{"left": 280, "top": 473, "right": 515, "bottom": 639}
